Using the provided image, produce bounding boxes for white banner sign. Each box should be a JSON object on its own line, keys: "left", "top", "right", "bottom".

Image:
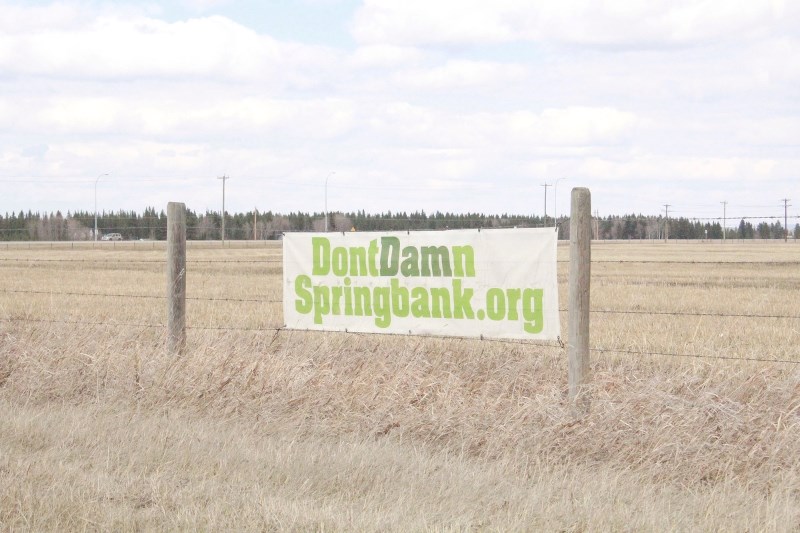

{"left": 283, "top": 228, "right": 560, "bottom": 340}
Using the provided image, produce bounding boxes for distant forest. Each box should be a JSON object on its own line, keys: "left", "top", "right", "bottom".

{"left": 0, "top": 208, "right": 798, "bottom": 241}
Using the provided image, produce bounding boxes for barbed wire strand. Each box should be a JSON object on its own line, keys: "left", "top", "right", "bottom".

{"left": 583, "top": 308, "right": 800, "bottom": 320}
{"left": 3, "top": 289, "right": 800, "bottom": 320}
{"left": 0, "top": 316, "right": 560, "bottom": 348}
{"left": 590, "top": 346, "right": 800, "bottom": 365}
{"left": 1, "top": 257, "right": 799, "bottom": 267}
{"left": 582, "top": 260, "right": 800, "bottom": 265}
{"left": 0, "top": 289, "right": 279, "bottom": 303}
{"left": 0, "top": 257, "right": 281, "bottom": 264}
{"left": 0, "top": 317, "right": 164, "bottom": 329}
{"left": 3, "top": 316, "right": 797, "bottom": 364}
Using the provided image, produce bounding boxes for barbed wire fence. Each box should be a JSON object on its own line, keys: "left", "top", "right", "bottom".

{"left": 1, "top": 251, "right": 798, "bottom": 367}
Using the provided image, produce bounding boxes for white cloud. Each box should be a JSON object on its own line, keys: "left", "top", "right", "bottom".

{"left": 743, "top": 36, "right": 800, "bottom": 87}
{"left": 504, "top": 107, "right": 640, "bottom": 147}
{"left": 9, "top": 88, "right": 637, "bottom": 157}
{"left": 0, "top": 11, "right": 336, "bottom": 84}
{"left": 352, "top": 0, "right": 798, "bottom": 47}
{"left": 392, "top": 60, "right": 528, "bottom": 90}
{"left": 351, "top": 0, "right": 512, "bottom": 46}
{"left": 37, "top": 16, "right": 271, "bottom": 79}
{"left": 0, "top": 2, "right": 798, "bottom": 217}
{"left": 180, "top": 0, "right": 233, "bottom": 12}
{"left": 578, "top": 154, "right": 792, "bottom": 183}
{"left": 348, "top": 45, "right": 424, "bottom": 69}
{"left": 36, "top": 97, "right": 123, "bottom": 134}
{"left": 0, "top": 3, "right": 90, "bottom": 34}
{"left": 17, "top": 95, "right": 356, "bottom": 142}
{"left": 736, "top": 118, "right": 800, "bottom": 147}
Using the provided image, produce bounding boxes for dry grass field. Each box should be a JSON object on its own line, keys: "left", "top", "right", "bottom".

{"left": 1, "top": 239, "right": 799, "bottom": 531}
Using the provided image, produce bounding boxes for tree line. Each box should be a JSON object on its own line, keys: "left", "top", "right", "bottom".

{"left": 0, "top": 208, "right": 797, "bottom": 241}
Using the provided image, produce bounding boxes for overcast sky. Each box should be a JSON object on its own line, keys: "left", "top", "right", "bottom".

{"left": 1, "top": 0, "right": 798, "bottom": 223}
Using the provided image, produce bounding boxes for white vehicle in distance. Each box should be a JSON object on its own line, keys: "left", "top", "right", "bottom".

{"left": 101, "top": 233, "right": 123, "bottom": 241}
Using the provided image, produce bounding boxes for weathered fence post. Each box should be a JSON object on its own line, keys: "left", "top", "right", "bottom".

{"left": 568, "top": 187, "right": 591, "bottom": 416}
{"left": 167, "top": 202, "right": 186, "bottom": 354}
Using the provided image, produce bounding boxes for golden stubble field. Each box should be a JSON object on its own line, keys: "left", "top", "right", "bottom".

{"left": 1, "top": 239, "right": 799, "bottom": 531}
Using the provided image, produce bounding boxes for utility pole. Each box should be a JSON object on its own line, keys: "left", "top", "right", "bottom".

{"left": 218, "top": 175, "right": 230, "bottom": 246}
{"left": 94, "top": 173, "right": 109, "bottom": 241}
{"left": 325, "top": 171, "right": 335, "bottom": 232}
{"left": 663, "top": 204, "right": 671, "bottom": 242}
{"left": 254, "top": 207, "right": 258, "bottom": 241}
{"left": 541, "top": 183, "right": 551, "bottom": 227}
{"left": 782, "top": 199, "right": 791, "bottom": 242}
{"left": 554, "top": 177, "right": 567, "bottom": 228}
{"left": 721, "top": 201, "right": 727, "bottom": 242}
{"left": 594, "top": 209, "right": 600, "bottom": 240}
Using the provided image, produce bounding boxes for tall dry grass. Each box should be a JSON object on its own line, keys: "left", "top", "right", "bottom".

{"left": 1, "top": 240, "right": 799, "bottom": 530}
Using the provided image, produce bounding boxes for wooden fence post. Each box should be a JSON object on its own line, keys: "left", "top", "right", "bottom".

{"left": 167, "top": 202, "right": 186, "bottom": 354}
{"left": 568, "top": 187, "right": 591, "bottom": 416}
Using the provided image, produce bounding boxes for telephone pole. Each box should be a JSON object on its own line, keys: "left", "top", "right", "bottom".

{"left": 541, "top": 183, "right": 551, "bottom": 227}
{"left": 324, "top": 171, "right": 335, "bottom": 232}
{"left": 94, "top": 172, "right": 109, "bottom": 241}
{"left": 720, "top": 201, "right": 727, "bottom": 242}
{"left": 218, "top": 175, "right": 230, "bottom": 245}
{"left": 782, "top": 199, "right": 791, "bottom": 242}
{"left": 663, "top": 204, "right": 671, "bottom": 242}
{"left": 254, "top": 207, "right": 258, "bottom": 241}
